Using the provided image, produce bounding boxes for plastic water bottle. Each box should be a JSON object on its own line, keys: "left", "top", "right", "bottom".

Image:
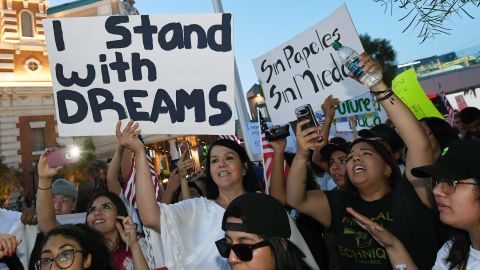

{"left": 332, "top": 41, "right": 382, "bottom": 88}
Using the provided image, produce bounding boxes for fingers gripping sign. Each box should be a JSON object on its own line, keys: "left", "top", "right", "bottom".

{"left": 116, "top": 216, "right": 138, "bottom": 251}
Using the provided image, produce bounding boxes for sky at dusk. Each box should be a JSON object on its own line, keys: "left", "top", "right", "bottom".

{"left": 48, "top": 0, "right": 480, "bottom": 92}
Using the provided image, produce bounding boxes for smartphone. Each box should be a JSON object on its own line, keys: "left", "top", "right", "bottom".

{"left": 295, "top": 104, "right": 320, "bottom": 130}
{"left": 178, "top": 141, "right": 196, "bottom": 177}
{"left": 47, "top": 147, "right": 80, "bottom": 168}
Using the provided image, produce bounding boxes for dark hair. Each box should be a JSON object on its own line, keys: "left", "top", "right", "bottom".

{"left": 205, "top": 139, "right": 260, "bottom": 199}
{"left": 261, "top": 235, "right": 311, "bottom": 270}
{"left": 445, "top": 178, "right": 480, "bottom": 270}
{"left": 420, "top": 117, "right": 459, "bottom": 151}
{"left": 39, "top": 224, "right": 116, "bottom": 270}
{"left": 85, "top": 191, "right": 128, "bottom": 220}
{"left": 344, "top": 138, "right": 401, "bottom": 197}
{"left": 459, "top": 107, "right": 480, "bottom": 125}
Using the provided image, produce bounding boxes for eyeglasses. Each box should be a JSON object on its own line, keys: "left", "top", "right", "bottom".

{"left": 35, "top": 249, "right": 84, "bottom": 270}
{"left": 215, "top": 238, "right": 270, "bottom": 261}
{"left": 430, "top": 178, "right": 477, "bottom": 195}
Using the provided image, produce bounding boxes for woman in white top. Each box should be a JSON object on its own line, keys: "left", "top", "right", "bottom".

{"left": 116, "top": 121, "right": 319, "bottom": 270}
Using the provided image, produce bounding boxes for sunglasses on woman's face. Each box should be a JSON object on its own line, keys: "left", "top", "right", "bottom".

{"left": 215, "top": 238, "right": 270, "bottom": 261}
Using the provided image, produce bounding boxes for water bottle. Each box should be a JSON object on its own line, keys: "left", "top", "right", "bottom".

{"left": 332, "top": 41, "right": 382, "bottom": 88}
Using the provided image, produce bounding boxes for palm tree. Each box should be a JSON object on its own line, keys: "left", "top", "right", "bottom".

{"left": 360, "top": 34, "right": 398, "bottom": 87}
{"left": 373, "top": 0, "right": 480, "bottom": 42}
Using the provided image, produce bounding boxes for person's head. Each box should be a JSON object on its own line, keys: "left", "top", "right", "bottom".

{"left": 412, "top": 139, "right": 480, "bottom": 232}
{"left": 217, "top": 193, "right": 307, "bottom": 270}
{"left": 85, "top": 191, "right": 128, "bottom": 236}
{"left": 359, "top": 124, "right": 405, "bottom": 163}
{"left": 205, "top": 139, "right": 260, "bottom": 199}
{"left": 344, "top": 138, "right": 401, "bottom": 196}
{"left": 459, "top": 107, "right": 480, "bottom": 137}
{"left": 52, "top": 179, "right": 78, "bottom": 215}
{"left": 177, "top": 181, "right": 204, "bottom": 201}
{"left": 419, "top": 117, "right": 459, "bottom": 158}
{"left": 320, "top": 140, "right": 349, "bottom": 190}
{"left": 36, "top": 224, "right": 115, "bottom": 270}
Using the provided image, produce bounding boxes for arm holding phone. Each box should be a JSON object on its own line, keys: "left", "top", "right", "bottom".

{"left": 161, "top": 168, "right": 180, "bottom": 204}
{"left": 269, "top": 137, "right": 288, "bottom": 204}
{"left": 176, "top": 153, "right": 195, "bottom": 201}
{"left": 312, "top": 95, "right": 340, "bottom": 171}
{"left": 36, "top": 148, "right": 62, "bottom": 234}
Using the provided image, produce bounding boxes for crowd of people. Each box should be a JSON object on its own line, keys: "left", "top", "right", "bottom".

{"left": 1, "top": 54, "right": 480, "bottom": 270}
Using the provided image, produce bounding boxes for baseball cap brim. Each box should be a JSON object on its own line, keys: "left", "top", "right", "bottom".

{"left": 411, "top": 163, "right": 464, "bottom": 180}
{"left": 320, "top": 144, "right": 348, "bottom": 160}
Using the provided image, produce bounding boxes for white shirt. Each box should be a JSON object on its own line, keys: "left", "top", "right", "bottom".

{"left": 144, "top": 196, "right": 320, "bottom": 270}
{"left": 433, "top": 240, "right": 480, "bottom": 270}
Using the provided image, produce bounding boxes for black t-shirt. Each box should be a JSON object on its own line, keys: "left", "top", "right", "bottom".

{"left": 325, "top": 174, "right": 440, "bottom": 270}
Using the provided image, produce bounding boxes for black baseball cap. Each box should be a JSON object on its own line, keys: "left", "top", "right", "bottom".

{"left": 320, "top": 143, "right": 349, "bottom": 161}
{"left": 411, "top": 139, "right": 480, "bottom": 180}
{"left": 359, "top": 124, "right": 404, "bottom": 152}
{"left": 222, "top": 193, "right": 290, "bottom": 238}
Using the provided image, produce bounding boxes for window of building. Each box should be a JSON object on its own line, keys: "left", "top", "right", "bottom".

{"left": 20, "top": 10, "right": 34, "bottom": 37}
{"left": 32, "top": 128, "right": 45, "bottom": 152}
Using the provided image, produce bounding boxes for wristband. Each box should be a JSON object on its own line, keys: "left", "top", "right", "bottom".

{"left": 37, "top": 185, "right": 52, "bottom": 190}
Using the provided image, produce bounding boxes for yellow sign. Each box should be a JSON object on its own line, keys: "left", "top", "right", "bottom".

{"left": 392, "top": 68, "right": 443, "bottom": 119}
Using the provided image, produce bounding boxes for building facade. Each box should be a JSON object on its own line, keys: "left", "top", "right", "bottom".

{"left": 0, "top": 0, "right": 131, "bottom": 201}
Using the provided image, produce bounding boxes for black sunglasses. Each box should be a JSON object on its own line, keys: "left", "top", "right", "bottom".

{"left": 215, "top": 238, "right": 270, "bottom": 261}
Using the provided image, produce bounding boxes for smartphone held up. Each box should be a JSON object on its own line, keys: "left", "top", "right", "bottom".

{"left": 295, "top": 104, "right": 323, "bottom": 143}
{"left": 178, "top": 141, "right": 196, "bottom": 178}
{"left": 47, "top": 146, "right": 81, "bottom": 168}
{"left": 295, "top": 104, "right": 320, "bottom": 130}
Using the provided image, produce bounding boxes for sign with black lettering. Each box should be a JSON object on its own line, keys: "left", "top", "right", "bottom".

{"left": 253, "top": 5, "right": 367, "bottom": 124}
{"left": 44, "top": 14, "right": 234, "bottom": 136}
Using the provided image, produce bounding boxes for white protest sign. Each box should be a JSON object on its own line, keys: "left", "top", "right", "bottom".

{"left": 253, "top": 4, "right": 368, "bottom": 125}
{"left": 44, "top": 14, "right": 234, "bottom": 136}
{"left": 246, "top": 122, "right": 297, "bottom": 161}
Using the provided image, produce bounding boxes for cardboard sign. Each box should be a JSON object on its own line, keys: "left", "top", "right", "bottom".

{"left": 245, "top": 122, "right": 297, "bottom": 161}
{"left": 44, "top": 14, "right": 234, "bottom": 136}
{"left": 392, "top": 68, "right": 443, "bottom": 119}
{"left": 253, "top": 4, "right": 368, "bottom": 125}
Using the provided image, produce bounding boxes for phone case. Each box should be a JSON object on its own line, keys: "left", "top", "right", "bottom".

{"left": 295, "top": 104, "right": 320, "bottom": 130}
{"left": 47, "top": 148, "right": 80, "bottom": 168}
{"left": 178, "top": 141, "right": 196, "bottom": 176}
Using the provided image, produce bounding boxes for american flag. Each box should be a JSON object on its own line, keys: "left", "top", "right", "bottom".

{"left": 123, "top": 154, "right": 161, "bottom": 208}
{"left": 218, "top": 135, "right": 241, "bottom": 144}
{"left": 258, "top": 111, "right": 289, "bottom": 194}
{"left": 440, "top": 90, "right": 455, "bottom": 126}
